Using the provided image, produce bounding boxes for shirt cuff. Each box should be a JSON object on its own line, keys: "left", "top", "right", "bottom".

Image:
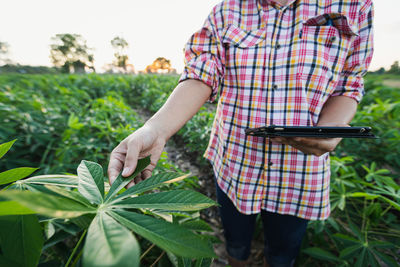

{"left": 179, "top": 57, "right": 220, "bottom": 103}
{"left": 331, "top": 75, "right": 365, "bottom": 103}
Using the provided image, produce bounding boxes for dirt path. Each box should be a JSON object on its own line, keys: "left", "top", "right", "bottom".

{"left": 383, "top": 79, "right": 400, "bottom": 88}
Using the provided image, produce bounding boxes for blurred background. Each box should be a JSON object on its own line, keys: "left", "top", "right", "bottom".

{"left": 1, "top": 0, "right": 399, "bottom": 74}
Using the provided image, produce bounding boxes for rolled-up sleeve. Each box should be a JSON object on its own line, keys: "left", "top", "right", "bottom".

{"left": 179, "top": 8, "right": 225, "bottom": 103}
{"left": 332, "top": 0, "right": 374, "bottom": 103}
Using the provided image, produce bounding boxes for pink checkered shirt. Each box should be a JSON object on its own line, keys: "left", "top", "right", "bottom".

{"left": 179, "top": 0, "right": 374, "bottom": 220}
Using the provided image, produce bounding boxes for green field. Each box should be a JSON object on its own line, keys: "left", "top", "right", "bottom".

{"left": 0, "top": 73, "right": 399, "bottom": 266}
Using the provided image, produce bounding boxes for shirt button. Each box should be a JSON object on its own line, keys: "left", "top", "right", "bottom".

{"left": 329, "top": 36, "right": 337, "bottom": 42}
{"left": 276, "top": 43, "right": 282, "bottom": 49}
{"left": 268, "top": 161, "right": 274, "bottom": 167}
{"left": 272, "top": 84, "right": 278, "bottom": 90}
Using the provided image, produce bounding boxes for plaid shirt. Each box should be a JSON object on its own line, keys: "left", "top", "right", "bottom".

{"left": 179, "top": 0, "right": 374, "bottom": 220}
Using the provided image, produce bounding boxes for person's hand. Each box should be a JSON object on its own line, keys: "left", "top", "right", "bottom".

{"left": 270, "top": 123, "right": 348, "bottom": 157}
{"left": 107, "top": 125, "right": 166, "bottom": 188}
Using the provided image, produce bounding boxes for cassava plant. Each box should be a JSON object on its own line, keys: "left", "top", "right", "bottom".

{"left": 0, "top": 140, "right": 217, "bottom": 266}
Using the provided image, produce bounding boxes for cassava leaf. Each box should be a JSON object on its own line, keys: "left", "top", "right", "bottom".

{"left": 180, "top": 219, "right": 213, "bottom": 232}
{"left": 83, "top": 212, "right": 140, "bottom": 267}
{"left": 105, "top": 156, "right": 151, "bottom": 202}
{"left": 115, "top": 172, "right": 188, "bottom": 201}
{"left": 109, "top": 210, "right": 216, "bottom": 258}
{"left": 0, "top": 215, "right": 43, "bottom": 267}
{"left": 112, "top": 190, "right": 216, "bottom": 211}
{"left": 0, "top": 201, "right": 35, "bottom": 216}
{"left": 45, "top": 185, "right": 93, "bottom": 207}
{"left": 21, "top": 174, "right": 78, "bottom": 187}
{"left": 77, "top": 160, "right": 104, "bottom": 204}
{"left": 0, "top": 167, "right": 38, "bottom": 185}
{"left": 0, "top": 139, "right": 16, "bottom": 159}
{"left": 0, "top": 190, "right": 96, "bottom": 218}
{"left": 302, "top": 247, "right": 340, "bottom": 262}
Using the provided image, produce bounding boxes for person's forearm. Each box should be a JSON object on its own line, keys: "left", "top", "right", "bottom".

{"left": 317, "top": 96, "right": 358, "bottom": 126}
{"left": 144, "top": 79, "right": 212, "bottom": 142}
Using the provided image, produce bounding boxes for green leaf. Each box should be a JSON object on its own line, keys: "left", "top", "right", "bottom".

{"left": 45, "top": 185, "right": 93, "bottom": 207}
{"left": 0, "top": 167, "right": 38, "bottom": 185}
{"left": 83, "top": 212, "right": 140, "bottom": 267}
{"left": 302, "top": 247, "right": 340, "bottom": 262}
{"left": 0, "top": 190, "right": 96, "bottom": 218}
{"left": 110, "top": 210, "right": 216, "bottom": 258}
{"left": 339, "top": 244, "right": 362, "bottom": 259}
{"left": 22, "top": 174, "right": 78, "bottom": 187}
{"left": 115, "top": 172, "right": 188, "bottom": 200}
{"left": 0, "top": 139, "right": 16, "bottom": 159}
{"left": 373, "top": 250, "right": 399, "bottom": 267}
{"left": 77, "top": 160, "right": 104, "bottom": 204}
{"left": 194, "top": 258, "right": 213, "bottom": 267}
{"left": 366, "top": 250, "right": 380, "bottom": 267}
{"left": 0, "top": 201, "right": 35, "bottom": 216}
{"left": 349, "top": 192, "right": 379, "bottom": 199}
{"left": 0, "top": 215, "right": 43, "bottom": 267}
{"left": 112, "top": 190, "right": 216, "bottom": 211}
{"left": 333, "top": 233, "right": 359, "bottom": 245}
{"left": 348, "top": 221, "right": 363, "bottom": 241}
{"left": 378, "top": 195, "right": 400, "bottom": 211}
{"left": 70, "top": 214, "right": 95, "bottom": 229}
{"left": 355, "top": 248, "right": 367, "bottom": 267}
{"left": 181, "top": 219, "right": 213, "bottom": 232}
{"left": 105, "top": 156, "right": 151, "bottom": 202}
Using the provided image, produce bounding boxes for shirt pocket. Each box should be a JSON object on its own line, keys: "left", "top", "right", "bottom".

{"left": 296, "top": 13, "right": 358, "bottom": 113}
{"left": 297, "top": 13, "right": 357, "bottom": 78}
{"left": 221, "top": 24, "right": 266, "bottom": 70}
{"left": 222, "top": 24, "right": 266, "bottom": 48}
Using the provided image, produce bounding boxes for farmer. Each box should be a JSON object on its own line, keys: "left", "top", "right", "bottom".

{"left": 108, "top": 0, "right": 374, "bottom": 266}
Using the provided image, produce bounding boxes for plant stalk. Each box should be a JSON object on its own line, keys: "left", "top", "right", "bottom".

{"left": 150, "top": 251, "right": 165, "bottom": 267}
{"left": 65, "top": 229, "right": 87, "bottom": 267}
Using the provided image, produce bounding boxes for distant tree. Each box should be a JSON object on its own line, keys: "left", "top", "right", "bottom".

{"left": 145, "top": 57, "right": 173, "bottom": 73}
{"left": 0, "top": 41, "right": 11, "bottom": 66}
{"left": 50, "top": 34, "right": 95, "bottom": 73}
{"left": 375, "top": 67, "right": 385, "bottom": 75}
{"left": 0, "top": 64, "right": 60, "bottom": 74}
{"left": 111, "top": 36, "right": 130, "bottom": 72}
{"left": 388, "top": 61, "right": 400, "bottom": 74}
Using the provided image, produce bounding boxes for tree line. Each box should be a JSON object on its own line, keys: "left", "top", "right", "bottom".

{"left": 0, "top": 34, "right": 176, "bottom": 74}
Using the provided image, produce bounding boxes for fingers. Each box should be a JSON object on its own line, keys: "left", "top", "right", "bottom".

{"left": 142, "top": 169, "right": 152, "bottom": 180}
{"left": 125, "top": 173, "right": 145, "bottom": 189}
{"left": 122, "top": 140, "right": 140, "bottom": 178}
{"left": 108, "top": 145, "right": 126, "bottom": 184}
{"left": 270, "top": 137, "right": 332, "bottom": 156}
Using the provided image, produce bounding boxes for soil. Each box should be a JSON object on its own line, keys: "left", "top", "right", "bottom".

{"left": 383, "top": 79, "right": 400, "bottom": 88}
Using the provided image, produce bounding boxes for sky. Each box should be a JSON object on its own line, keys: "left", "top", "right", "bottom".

{"left": 1, "top": 0, "right": 399, "bottom": 72}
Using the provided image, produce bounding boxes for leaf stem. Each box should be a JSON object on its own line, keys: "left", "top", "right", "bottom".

{"left": 150, "top": 251, "right": 165, "bottom": 267}
{"left": 140, "top": 243, "right": 156, "bottom": 260}
{"left": 65, "top": 229, "right": 87, "bottom": 267}
{"left": 71, "top": 248, "right": 84, "bottom": 267}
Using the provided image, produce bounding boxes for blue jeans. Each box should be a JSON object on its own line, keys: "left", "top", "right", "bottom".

{"left": 215, "top": 182, "right": 308, "bottom": 267}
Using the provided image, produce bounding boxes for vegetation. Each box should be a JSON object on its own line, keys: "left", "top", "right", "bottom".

{"left": 0, "top": 73, "right": 399, "bottom": 266}
{"left": 0, "top": 141, "right": 216, "bottom": 266}
{"left": 0, "top": 64, "right": 60, "bottom": 74}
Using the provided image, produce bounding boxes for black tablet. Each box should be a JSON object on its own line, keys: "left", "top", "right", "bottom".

{"left": 245, "top": 125, "right": 377, "bottom": 138}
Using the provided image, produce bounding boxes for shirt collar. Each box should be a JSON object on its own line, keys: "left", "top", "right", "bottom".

{"left": 259, "top": 0, "right": 297, "bottom": 10}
